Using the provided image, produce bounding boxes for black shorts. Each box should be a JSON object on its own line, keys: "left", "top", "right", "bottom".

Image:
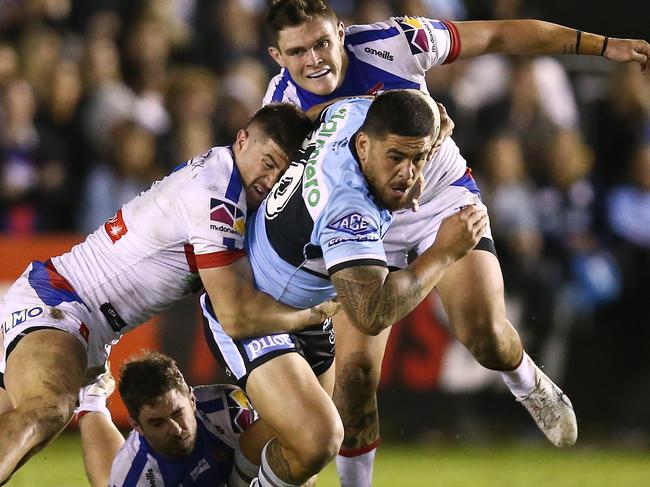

{"left": 201, "top": 296, "right": 335, "bottom": 388}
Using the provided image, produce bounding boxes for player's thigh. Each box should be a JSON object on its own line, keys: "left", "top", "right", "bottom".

{"left": 317, "top": 360, "right": 336, "bottom": 396}
{"left": 333, "top": 311, "right": 391, "bottom": 377}
{"left": 4, "top": 329, "right": 86, "bottom": 405}
{"left": 246, "top": 353, "right": 341, "bottom": 442}
{"left": 0, "top": 388, "right": 11, "bottom": 414}
{"left": 436, "top": 249, "right": 506, "bottom": 335}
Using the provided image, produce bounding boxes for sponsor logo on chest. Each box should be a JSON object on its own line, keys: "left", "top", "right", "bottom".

{"left": 364, "top": 46, "right": 394, "bottom": 61}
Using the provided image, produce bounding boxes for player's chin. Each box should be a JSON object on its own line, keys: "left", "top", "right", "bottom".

{"left": 303, "top": 76, "right": 337, "bottom": 95}
{"left": 246, "top": 190, "right": 267, "bottom": 210}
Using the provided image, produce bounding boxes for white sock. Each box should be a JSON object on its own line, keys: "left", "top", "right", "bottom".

{"left": 336, "top": 443, "right": 378, "bottom": 487}
{"left": 228, "top": 447, "right": 259, "bottom": 487}
{"left": 500, "top": 351, "right": 537, "bottom": 397}
{"left": 256, "top": 442, "right": 301, "bottom": 487}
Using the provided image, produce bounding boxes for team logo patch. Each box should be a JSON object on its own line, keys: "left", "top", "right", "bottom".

{"left": 210, "top": 198, "right": 245, "bottom": 235}
{"left": 327, "top": 212, "right": 376, "bottom": 236}
{"left": 104, "top": 209, "right": 128, "bottom": 244}
{"left": 397, "top": 16, "right": 432, "bottom": 55}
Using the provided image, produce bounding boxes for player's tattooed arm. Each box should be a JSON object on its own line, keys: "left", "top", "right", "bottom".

{"left": 332, "top": 205, "right": 489, "bottom": 336}
{"left": 332, "top": 265, "right": 425, "bottom": 336}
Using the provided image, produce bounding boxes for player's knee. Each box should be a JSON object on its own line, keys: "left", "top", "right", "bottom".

{"left": 456, "top": 316, "right": 518, "bottom": 369}
{"left": 337, "top": 354, "right": 381, "bottom": 399}
{"left": 21, "top": 393, "right": 76, "bottom": 437}
{"left": 292, "top": 414, "right": 343, "bottom": 476}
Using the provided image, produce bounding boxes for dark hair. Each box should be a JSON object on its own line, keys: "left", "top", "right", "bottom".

{"left": 266, "top": 0, "right": 338, "bottom": 46}
{"left": 360, "top": 90, "right": 436, "bottom": 139}
{"left": 246, "top": 103, "right": 312, "bottom": 160}
{"left": 119, "top": 351, "right": 190, "bottom": 422}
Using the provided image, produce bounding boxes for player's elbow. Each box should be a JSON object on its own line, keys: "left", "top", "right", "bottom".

{"left": 347, "top": 314, "right": 387, "bottom": 336}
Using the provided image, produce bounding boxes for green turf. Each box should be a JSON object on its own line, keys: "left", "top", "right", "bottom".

{"left": 9, "top": 434, "right": 650, "bottom": 486}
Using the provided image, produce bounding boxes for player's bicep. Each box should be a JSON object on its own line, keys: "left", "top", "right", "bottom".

{"left": 198, "top": 255, "right": 253, "bottom": 313}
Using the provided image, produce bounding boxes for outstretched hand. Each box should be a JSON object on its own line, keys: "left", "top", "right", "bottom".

{"left": 311, "top": 297, "right": 342, "bottom": 322}
{"left": 605, "top": 38, "right": 650, "bottom": 74}
{"left": 433, "top": 205, "right": 489, "bottom": 261}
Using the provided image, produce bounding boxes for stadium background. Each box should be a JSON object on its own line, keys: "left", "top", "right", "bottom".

{"left": 1, "top": 0, "right": 649, "bottom": 485}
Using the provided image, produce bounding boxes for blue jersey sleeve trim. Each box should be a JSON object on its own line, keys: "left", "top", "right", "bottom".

{"left": 345, "top": 26, "right": 400, "bottom": 47}
{"left": 225, "top": 160, "right": 243, "bottom": 202}
{"left": 328, "top": 258, "right": 387, "bottom": 276}
{"left": 121, "top": 439, "right": 150, "bottom": 487}
{"left": 271, "top": 71, "right": 291, "bottom": 102}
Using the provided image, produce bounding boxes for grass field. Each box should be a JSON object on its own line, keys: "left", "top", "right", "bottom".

{"left": 8, "top": 434, "right": 650, "bottom": 486}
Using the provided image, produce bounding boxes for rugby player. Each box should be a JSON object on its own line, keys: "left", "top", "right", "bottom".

{"left": 263, "top": 2, "right": 649, "bottom": 484}
{"left": 0, "top": 103, "right": 340, "bottom": 484}
{"left": 77, "top": 352, "right": 257, "bottom": 487}
{"left": 202, "top": 89, "right": 489, "bottom": 486}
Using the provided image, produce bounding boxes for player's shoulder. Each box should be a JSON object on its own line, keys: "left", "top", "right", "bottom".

{"left": 178, "top": 146, "right": 243, "bottom": 200}
{"left": 263, "top": 69, "right": 301, "bottom": 106}
{"left": 109, "top": 431, "right": 160, "bottom": 486}
{"left": 319, "top": 96, "right": 372, "bottom": 127}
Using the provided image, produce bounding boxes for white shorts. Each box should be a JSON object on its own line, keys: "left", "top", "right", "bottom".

{"left": 0, "top": 261, "right": 114, "bottom": 385}
{"left": 384, "top": 172, "right": 493, "bottom": 269}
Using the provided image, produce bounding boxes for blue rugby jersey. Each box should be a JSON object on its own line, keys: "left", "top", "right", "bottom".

{"left": 245, "top": 97, "right": 392, "bottom": 309}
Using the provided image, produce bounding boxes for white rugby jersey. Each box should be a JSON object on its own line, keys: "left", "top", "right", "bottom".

{"left": 109, "top": 384, "right": 256, "bottom": 487}
{"left": 263, "top": 16, "right": 467, "bottom": 204}
{"left": 51, "top": 147, "right": 247, "bottom": 342}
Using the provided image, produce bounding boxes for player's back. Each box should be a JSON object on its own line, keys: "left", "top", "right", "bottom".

{"left": 247, "top": 97, "right": 392, "bottom": 309}
{"left": 51, "top": 148, "right": 246, "bottom": 334}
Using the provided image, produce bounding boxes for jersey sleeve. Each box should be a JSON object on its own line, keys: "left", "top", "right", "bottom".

{"left": 193, "top": 384, "right": 257, "bottom": 448}
{"left": 175, "top": 149, "right": 247, "bottom": 269}
{"left": 347, "top": 17, "right": 460, "bottom": 82}
{"left": 109, "top": 432, "right": 164, "bottom": 487}
{"left": 392, "top": 16, "right": 460, "bottom": 71}
{"left": 314, "top": 186, "right": 388, "bottom": 275}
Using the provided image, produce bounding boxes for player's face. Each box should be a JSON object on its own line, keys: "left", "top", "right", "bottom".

{"left": 234, "top": 125, "right": 290, "bottom": 209}
{"left": 133, "top": 389, "right": 198, "bottom": 459}
{"left": 269, "top": 18, "right": 347, "bottom": 96}
{"left": 356, "top": 132, "right": 434, "bottom": 211}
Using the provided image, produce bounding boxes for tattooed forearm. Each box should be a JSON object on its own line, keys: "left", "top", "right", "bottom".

{"left": 562, "top": 43, "right": 576, "bottom": 54}
{"left": 266, "top": 438, "right": 301, "bottom": 484}
{"left": 332, "top": 265, "right": 427, "bottom": 335}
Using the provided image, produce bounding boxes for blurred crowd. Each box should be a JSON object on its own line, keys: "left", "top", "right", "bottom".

{"left": 1, "top": 0, "right": 649, "bottom": 437}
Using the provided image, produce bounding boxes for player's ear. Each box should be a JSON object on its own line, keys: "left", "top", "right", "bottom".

{"left": 355, "top": 131, "right": 370, "bottom": 164}
{"left": 128, "top": 416, "right": 143, "bottom": 435}
{"left": 268, "top": 46, "right": 285, "bottom": 68}
{"left": 337, "top": 21, "right": 345, "bottom": 43}
{"left": 234, "top": 128, "right": 249, "bottom": 152}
